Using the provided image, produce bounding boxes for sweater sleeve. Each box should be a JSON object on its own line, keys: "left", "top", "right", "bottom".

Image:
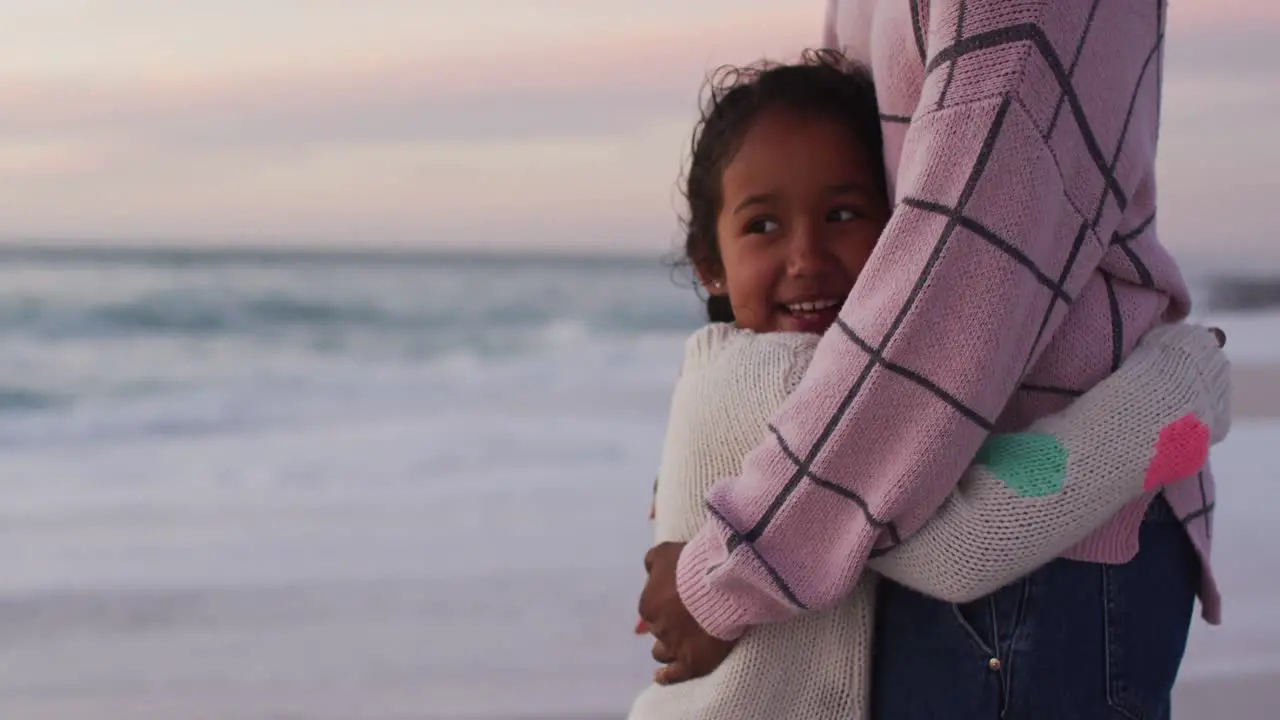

{"left": 868, "top": 323, "right": 1231, "bottom": 603}
{"left": 677, "top": 1, "right": 1171, "bottom": 640}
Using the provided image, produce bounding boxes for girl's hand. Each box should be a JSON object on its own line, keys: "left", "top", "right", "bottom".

{"left": 638, "top": 542, "right": 736, "bottom": 685}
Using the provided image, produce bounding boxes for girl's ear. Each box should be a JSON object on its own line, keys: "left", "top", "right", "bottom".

{"left": 695, "top": 264, "right": 727, "bottom": 296}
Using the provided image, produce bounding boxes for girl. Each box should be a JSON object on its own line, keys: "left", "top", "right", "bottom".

{"left": 631, "top": 53, "right": 1231, "bottom": 719}
{"left": 640, "top": 2, "right": 1220, "bottom": 717}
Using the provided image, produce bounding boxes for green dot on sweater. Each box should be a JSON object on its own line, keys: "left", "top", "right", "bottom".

{"left": 975, "top": 433, "right": 1069, "bottom": 498}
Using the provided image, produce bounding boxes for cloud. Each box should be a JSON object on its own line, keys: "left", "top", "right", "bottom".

{"left": 0, "top": 8, "right": 824, "bottom": 243}
{"left": 1, "top": 0, "right": 816, "bottom": 77}
{"left": 0, "top": 3, "right": 1272, "bottom": 153}
{"left": 0, "top": 3, "right": 1272, "bottom": 158}
{"left": 0, "top": 8, "right": 820, "bottom": 152}
{"left": 0, "top": 78, "right": 683, "bottom": 151}
{"left": 0, "top": 0, "right": 1275, "bottom": 251}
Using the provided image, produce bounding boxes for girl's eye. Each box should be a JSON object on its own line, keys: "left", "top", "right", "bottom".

{"left": 828, "top": 208, "right": 860, "bottom": 223}
{"left": 745, "top": 217, "right": 780, "bottom": 235}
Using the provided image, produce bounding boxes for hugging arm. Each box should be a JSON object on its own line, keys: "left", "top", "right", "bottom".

{"left": 869, "top": 324, "right": 1231, "bottom": 602}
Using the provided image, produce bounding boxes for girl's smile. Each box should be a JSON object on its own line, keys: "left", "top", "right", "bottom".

{"left": 777, "top": 295, "right": 847, "bottom": 334}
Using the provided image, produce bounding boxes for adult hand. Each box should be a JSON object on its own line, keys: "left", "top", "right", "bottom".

{"left": 638, "top": 542, "right": 736, "bottom": 685}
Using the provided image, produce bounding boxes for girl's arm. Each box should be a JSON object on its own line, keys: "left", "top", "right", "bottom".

{"left": 676, "top": 0, "right": 1180, "bottom": 641}
{"left": 869, "top": 323, "right": 1230, "bottom": 603}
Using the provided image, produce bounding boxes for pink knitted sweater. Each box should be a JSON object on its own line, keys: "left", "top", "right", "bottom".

{"left": 676, "top": 0, "right": 1220, "bottom": 641}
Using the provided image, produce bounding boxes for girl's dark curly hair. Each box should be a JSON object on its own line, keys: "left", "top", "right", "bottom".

{"left": 678, "top": 49, "right": 887, "bottom": 323}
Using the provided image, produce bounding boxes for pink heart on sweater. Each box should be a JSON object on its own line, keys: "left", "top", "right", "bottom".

{"left": 1143, "top": 413, "right": 1211, "bottom": 492}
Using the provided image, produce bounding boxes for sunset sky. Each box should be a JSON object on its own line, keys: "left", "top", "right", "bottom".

{"left": 0, "top": 0, "right": 1276, "bottom": 260}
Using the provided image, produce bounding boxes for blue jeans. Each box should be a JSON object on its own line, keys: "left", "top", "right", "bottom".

{"left": 871, "top": 497, "right": 1199, "bottom": 720}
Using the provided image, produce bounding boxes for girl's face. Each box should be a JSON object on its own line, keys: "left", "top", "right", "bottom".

{"left": 703, "top": 107, "right": 889, "bottom": 334}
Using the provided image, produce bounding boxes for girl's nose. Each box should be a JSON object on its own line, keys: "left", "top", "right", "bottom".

{"left": 787, "top": 225, "right": 830, "bottom": 276}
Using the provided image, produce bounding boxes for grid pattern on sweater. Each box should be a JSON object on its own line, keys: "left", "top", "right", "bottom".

{"left": 693, "top": 0, "right": 1217, "bottom": 619}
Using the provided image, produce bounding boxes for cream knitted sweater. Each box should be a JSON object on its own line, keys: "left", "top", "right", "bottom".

{"left": 629, "top": 322, "right": 1230, "bottom": 720}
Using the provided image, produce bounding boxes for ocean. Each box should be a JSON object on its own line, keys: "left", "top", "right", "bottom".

{"left": 1, "top": 246, "right": 1277, "bottom": 719}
